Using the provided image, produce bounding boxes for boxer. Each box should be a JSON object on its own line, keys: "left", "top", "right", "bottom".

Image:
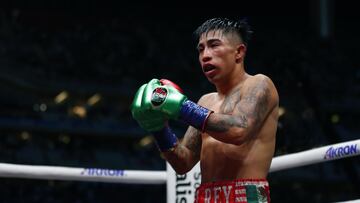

{"left": 131, "top": 18, "right": 279, "bottom": 203}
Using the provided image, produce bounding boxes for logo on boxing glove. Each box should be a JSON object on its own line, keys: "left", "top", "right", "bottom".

{"left": 151, "top": 87, "right": 168, "bottom": 106}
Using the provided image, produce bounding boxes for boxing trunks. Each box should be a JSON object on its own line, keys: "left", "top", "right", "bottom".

{"left": 195, "top": 179, "right": 270, "bottom": 203}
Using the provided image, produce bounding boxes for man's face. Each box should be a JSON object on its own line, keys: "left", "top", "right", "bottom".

{"left": 197, "top": 30, "right": 245, "bottom": 83}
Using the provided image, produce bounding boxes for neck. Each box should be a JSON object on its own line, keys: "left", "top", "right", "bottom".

{"left": 215, "top": 64, "right": 247, "bottom": 96}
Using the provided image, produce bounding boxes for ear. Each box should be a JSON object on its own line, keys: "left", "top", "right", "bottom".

{"left": 235, "top": 44, "right": 247, "bottom": 63}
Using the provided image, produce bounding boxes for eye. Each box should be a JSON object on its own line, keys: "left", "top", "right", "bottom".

{"left": 197, "top": 46, "right": 204, "bottom": 53}
{"left": 210, "top": 42, "right": 220, "bottom": 48}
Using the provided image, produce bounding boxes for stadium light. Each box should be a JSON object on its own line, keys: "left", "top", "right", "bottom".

{"left": 55, "top": 91, "right": 69, "bottom": 104}
{"left": 87, "top": 93, "right": 101, "bottom": 106}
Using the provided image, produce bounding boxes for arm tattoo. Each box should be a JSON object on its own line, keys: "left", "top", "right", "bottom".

{"left": 206, "top": 114, "right": 248, "bottom": 132}
{"left": 162, "top": 127, "right": 201, "bottom": 173}
{"left": 206, "top": 78, "right": 270, "bottom": 133}
{"left": 183, "top": 127, "right": 201, "bottom": 158}
{"left": 241, "top": 78, "right": 270, "bottom": 125}
{"left": 166, "top": 127, "right": 201, "bottom": 161}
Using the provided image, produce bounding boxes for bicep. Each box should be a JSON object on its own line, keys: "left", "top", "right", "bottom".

{"left": 234, "top": 77, "right": 274, "bottom": 131}
{"left": 201, "top": 76, "right": 277, "bottom": 145}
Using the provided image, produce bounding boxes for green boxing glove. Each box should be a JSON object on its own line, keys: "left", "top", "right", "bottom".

{"left": 131, "top": 84, "right": 166, "bottom": 132}
{"left": 131, "top": 78, "right": 213, "bottom": 152}
{"left": 131, "top": 83, "right": 178, "bottom": 152}
{"left": 141, "top": 79, "right": 187, "bottom": 120}
{"left": 142, "top": 78, "right": 213, "bottom": 132}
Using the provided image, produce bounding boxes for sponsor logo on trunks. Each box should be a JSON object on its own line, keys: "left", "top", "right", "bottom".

{"left": 199, "top": 183, "right": 269, "bottom": 203}
{"left": 81, "top": 168, "right": 124, "bottom": 177}
{"left": 324, "top": 144, "right": 358, "bottom": 160}
{"left": 151, "top": 87, "right": 167, "bottom": 106}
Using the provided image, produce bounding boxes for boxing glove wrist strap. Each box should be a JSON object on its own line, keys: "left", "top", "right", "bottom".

{"left": 179, "top": 100, "right": 213, "bottom": 132}
{"left": 153, "top": 126, "right": 178, "bottom": 152}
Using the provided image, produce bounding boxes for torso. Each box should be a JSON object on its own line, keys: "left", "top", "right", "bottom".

{"left": 198, "top": 74, "right": 278, "bottom": 183}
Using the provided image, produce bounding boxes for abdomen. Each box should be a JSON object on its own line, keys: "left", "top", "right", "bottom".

{"left": 200, "top": 135, "right": 273, "bottom": 183}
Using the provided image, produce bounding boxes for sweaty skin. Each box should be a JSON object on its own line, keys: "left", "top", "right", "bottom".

{"left": 198, "top": 74, "right": 278, "bottom": 182}
{"left": 163, "top": 30, "right": 279, "bottom": 183}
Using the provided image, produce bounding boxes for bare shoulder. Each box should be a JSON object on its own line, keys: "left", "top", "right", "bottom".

{"left": 247, "top": 74, "right": 274, "bottom": 85}
{"left": 245, "top": 74, "right": 279, "bottom": 106}
{"left": 197, "top": 92, "right": 217, "bottom": 106}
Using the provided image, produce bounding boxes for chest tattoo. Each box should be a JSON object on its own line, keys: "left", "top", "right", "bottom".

{"left": 220, "top": 89, "right": 241, "bottom": 114}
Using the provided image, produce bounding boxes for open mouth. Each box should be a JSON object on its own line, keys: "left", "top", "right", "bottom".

{"left": 203, "top": 64, "right": 216, "bottom": 73}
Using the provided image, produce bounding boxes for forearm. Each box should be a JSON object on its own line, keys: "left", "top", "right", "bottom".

{"left": 153, "top": 125, "right": 200, "bottom": 174}
{"left": 162, "top": 144, "right": 198, "bottom": 174}
{"left": 204, "top": 113, "right": 253, "bottom": 145}
{"left": 162, "top": 126, "right": 201, "bottom": 174}
{"left": 178, "top": 100, "right": 251, "bottom": 145}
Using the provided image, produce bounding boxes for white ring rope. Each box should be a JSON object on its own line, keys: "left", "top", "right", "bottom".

{"left": 270, "top": 139, "right": 360, "bottom": 172}
{"left": 0, "top": 139, "right": 359, "bottom": 183}
{"left": 0, "top": 164, "right": 167, "bottom": 184}
{"left": 0, "top": 139, "right": 359, "bottom": 203}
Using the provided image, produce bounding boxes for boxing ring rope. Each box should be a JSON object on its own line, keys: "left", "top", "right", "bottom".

{"left": 0, "top": 163, "right": 167, "bottom": 184}
{"left": 269, "top": 138, "right": 360, "bottom": 172}
{"left": 0, "top": 139, "right": 359, "bottom": 201}
{"left": 0, "top": 139, "right": 359, "bottom": 183}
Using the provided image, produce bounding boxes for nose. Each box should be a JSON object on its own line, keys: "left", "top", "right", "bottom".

{"left": 200, "top": 47, "right": 211, "bottom": 63}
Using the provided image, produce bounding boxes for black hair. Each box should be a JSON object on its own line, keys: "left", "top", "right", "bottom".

{"left": 193, "top": 17, "right": 253, "bottom": 46}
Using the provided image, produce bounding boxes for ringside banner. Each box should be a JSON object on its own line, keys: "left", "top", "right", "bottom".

{"left": 167, "top": 162, "right": 201, "bottom": 203}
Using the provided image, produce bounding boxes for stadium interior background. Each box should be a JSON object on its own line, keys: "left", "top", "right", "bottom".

{"left": 0, "top": 0, "right": 359, "bottom": 202}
